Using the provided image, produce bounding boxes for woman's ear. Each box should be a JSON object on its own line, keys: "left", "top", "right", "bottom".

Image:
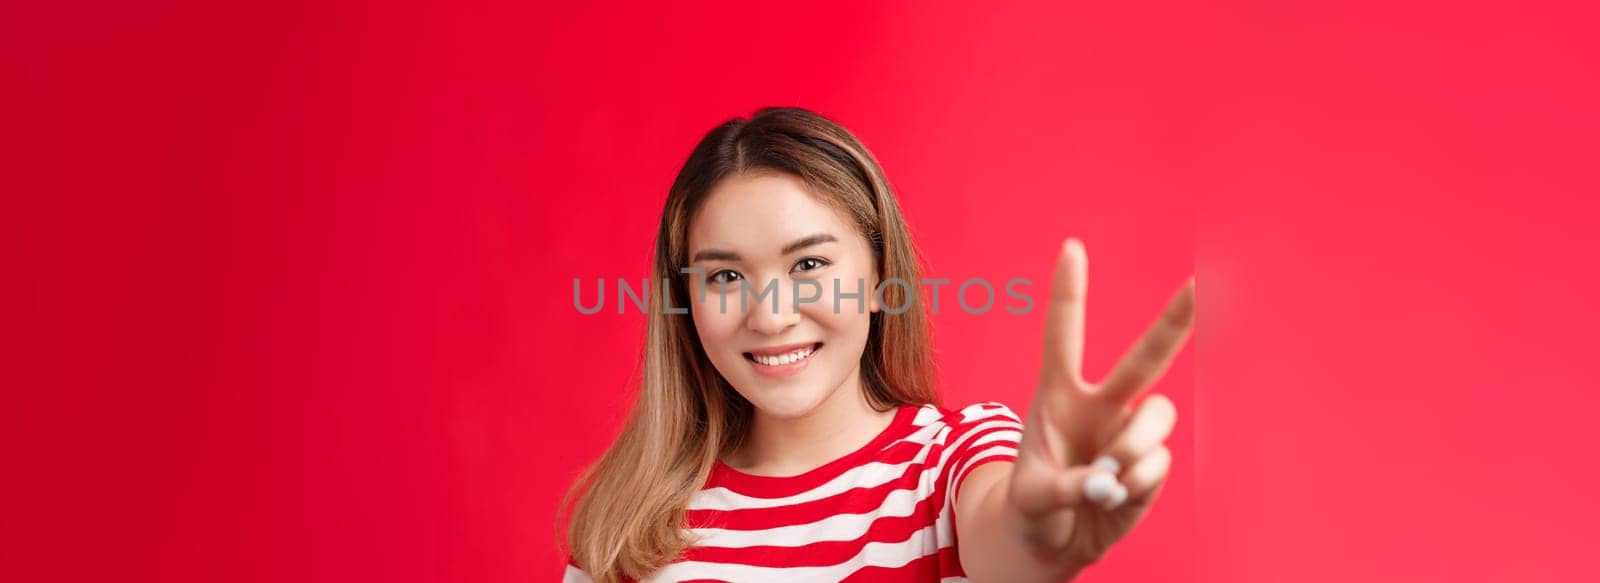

{"left": 867, "top": 274, "right": 882, "bottom": 314}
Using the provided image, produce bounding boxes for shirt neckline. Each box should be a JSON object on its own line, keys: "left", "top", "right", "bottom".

{"left": 710, "top": 404, "right": 920, "bottom": 488}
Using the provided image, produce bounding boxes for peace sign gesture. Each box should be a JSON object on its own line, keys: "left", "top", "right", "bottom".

{"left": 1006, "top": 238, "right": 1196, "bottom": 567}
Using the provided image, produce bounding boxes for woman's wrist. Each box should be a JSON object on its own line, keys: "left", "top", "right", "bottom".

{"left": 1000, "top": 482, "right": 1095, "bottom": 575}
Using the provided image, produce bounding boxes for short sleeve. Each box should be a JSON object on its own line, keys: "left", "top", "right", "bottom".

{"left": 942, "top": 401, "right": 1025, "bottom": 507}
{"left": 562, "top": 557, "right": 594, "bottom": 583}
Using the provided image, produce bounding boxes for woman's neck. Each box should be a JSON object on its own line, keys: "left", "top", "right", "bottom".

{"left": 726, "top": 372, "right": 898, "bottom": 477}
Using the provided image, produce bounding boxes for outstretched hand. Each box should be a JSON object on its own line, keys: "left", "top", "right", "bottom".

{"left": 1005, "top": 238, "right": 1196, "bottom": 567}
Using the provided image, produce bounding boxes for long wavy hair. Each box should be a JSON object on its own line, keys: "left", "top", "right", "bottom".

{"left": 561, "top": 107, "right": 939, "bottom": 581}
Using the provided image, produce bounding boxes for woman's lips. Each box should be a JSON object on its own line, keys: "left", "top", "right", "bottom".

{"left": 743, "top": 342, "right": 823, "bottom": 379}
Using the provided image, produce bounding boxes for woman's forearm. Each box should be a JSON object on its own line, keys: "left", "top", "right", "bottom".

{"left": 957, "top": 465, "right": 1088, "bottom": 583}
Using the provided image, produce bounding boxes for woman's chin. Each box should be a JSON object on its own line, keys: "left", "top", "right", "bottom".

{"left": 743, "top": 387, "right": 832, "bottom": 420}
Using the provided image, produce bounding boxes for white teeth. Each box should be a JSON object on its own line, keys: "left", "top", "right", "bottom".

{"left": 753, "top": 346, "right": 815, "bottom": 366}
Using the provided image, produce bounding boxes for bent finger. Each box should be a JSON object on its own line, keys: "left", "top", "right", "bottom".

{"left": 1098, "top": 393, "right": 1177, "bottom": 471}
{"left": 1122, "top": 445, "right": 1172, "bottom": 500}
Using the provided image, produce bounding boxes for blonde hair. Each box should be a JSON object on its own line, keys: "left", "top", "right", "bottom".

{"left": 561, "top": 107, "right": 939, "bottom": 581}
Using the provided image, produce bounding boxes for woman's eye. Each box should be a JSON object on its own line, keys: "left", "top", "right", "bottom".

{"left": 793, "top": 257, "right": 830, "bottom": 273}
{"left": 708, "top": 269, "right": 743, "bottom": 285}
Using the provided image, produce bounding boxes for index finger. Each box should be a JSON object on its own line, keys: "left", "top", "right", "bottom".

{"left": 1098, "top": 277, "right": 1195, "bottom": 402}
{"left": 1041, "top": 238, "right": 1089, "bottom": 385}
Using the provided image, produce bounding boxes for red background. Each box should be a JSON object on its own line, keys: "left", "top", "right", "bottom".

{"left": 8, "top": 1, "right": 1596, "bottom": 581}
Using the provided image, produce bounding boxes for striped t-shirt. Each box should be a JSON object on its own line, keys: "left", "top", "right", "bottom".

{"left": 564, "top": 401, "right": 1024, "bottom": 582}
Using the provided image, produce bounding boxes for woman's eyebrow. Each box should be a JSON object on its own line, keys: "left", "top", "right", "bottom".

{"left": 781, "top": 233, "right": 837, "bottom": 255}
{"left": 690, "top": 249, "right": 739, "bottom": 263}
{"left": 690, "top": 233, "right": 838, "bottom": 264}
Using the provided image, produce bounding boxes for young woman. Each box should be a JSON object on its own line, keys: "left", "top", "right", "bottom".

{"left": 562, "top": 107, "right": 1195, "bottom": 582}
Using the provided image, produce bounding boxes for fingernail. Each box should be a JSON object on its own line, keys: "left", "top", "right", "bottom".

{"left": 1092, "top": 455, "right": 1122, "bottom": 476}
{"left": 1102, "top": 482, "right": 1129, "bottom": 511}
{"left": 1084, "top": 471, "right": 1118, "bottom": 504}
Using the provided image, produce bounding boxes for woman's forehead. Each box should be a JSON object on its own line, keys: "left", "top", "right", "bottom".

{"left": 689, "top": 173, "right": 859, "bottom": 254}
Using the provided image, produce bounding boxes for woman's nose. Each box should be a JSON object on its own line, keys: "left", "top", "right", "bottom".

{"left": 744, "top": 282, "right": 801, "bottom": 335}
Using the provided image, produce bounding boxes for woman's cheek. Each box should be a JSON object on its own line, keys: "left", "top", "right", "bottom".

{"left": 809, "top": 281, "right": 873, "bottom": 342}
{"left": 814, "top": 276, "right": 874, "bottom": 317}
{"left": 690, "top": 293, "right": 741, "bottom": 353}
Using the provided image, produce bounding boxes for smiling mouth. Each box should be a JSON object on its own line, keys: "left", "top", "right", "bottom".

{"left": 743, "top": 342, "right": 823, "bottom": 367}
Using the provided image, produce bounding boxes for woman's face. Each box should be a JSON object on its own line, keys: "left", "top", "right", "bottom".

{"left": 686, "top": 172, "right": 879, "bottom": 420}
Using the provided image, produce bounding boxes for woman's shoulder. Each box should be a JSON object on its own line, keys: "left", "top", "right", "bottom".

{"left": 919, "top": 401, "right": 1025, "bottom": 499}
{"left": 919, "top": 400, "right": 1024, "bottom": 430}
